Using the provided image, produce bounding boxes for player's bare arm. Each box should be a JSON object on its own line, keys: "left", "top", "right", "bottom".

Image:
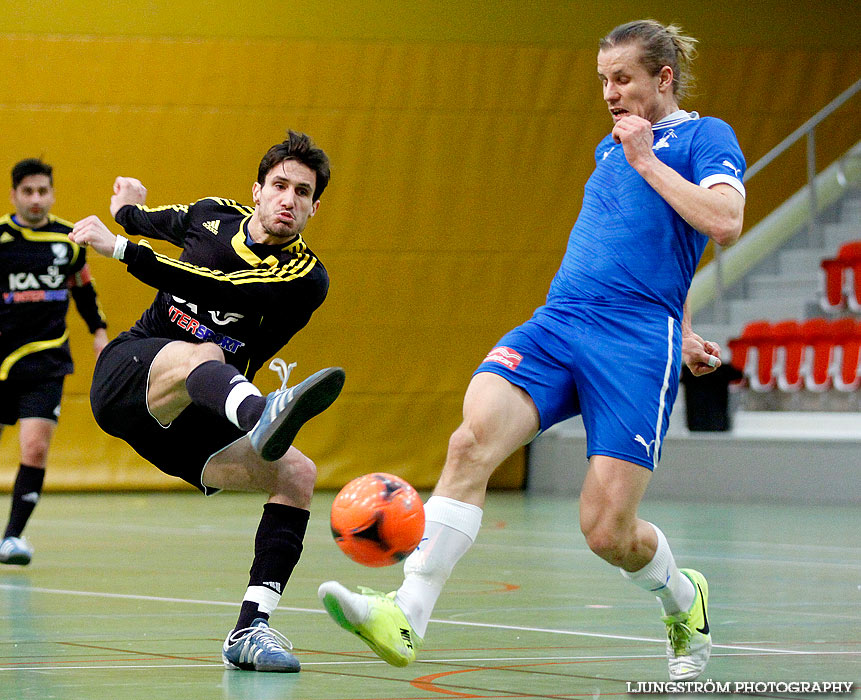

{"left": 109, "top": 176, "right": 147, "bottom": 218}
{"left": 613, "top": 114, "right": 744, "bottom": 246}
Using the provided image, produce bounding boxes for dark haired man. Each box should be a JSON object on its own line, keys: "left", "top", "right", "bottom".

{"left": 320, "top": 21, "right": 745, "bottom": 682}
{"left": 71, "top": 131, "right": 345, "bottom": 673}
{"left": 0, "top": 158, "right": 108, "bottom": 566}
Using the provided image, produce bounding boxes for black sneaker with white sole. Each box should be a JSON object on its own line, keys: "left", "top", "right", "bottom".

{"left": 248, "top": 367, "right": 345, "bottom": 461}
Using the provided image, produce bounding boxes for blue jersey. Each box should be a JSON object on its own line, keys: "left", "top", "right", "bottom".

{"left": 547, "top": 110, "right": 745, "bottom": 319}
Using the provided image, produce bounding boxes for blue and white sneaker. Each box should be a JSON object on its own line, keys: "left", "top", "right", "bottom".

{"left": 0, "top": 536, "right": 33, "bottom": 566}
{"left": 222, "top": 618, "right": 300, "bottom": 672}
{"left": 248, "top": 366, "right": 345, "bottom": 461}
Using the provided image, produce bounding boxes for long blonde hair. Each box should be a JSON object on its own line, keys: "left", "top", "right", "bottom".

{"left": 599, "top": 20, "right": 698, "bottom": 101}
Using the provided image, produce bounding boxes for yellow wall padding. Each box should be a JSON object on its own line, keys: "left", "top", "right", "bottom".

{"left": 0, "top": 3, "right": 858, "bottom": 492}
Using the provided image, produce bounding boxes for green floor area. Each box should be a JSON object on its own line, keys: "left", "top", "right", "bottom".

{"left": 1, "top": 491, "right": 858, "bottom": 699}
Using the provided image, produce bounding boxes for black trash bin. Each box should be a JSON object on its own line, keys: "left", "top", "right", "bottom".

{"left": 680, "top": 363, "right": 744, "bottom": 432}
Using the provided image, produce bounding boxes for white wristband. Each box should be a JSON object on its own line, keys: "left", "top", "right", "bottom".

{"left": 112, "top": 235, "right": 128, "bottom": 260}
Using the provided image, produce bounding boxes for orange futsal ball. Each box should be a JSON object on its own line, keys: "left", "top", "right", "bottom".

{"left": 330, "top": 473, "right": 425, "bottom": 567}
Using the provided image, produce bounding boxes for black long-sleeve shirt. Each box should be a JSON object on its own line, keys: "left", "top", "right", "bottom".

{"left": 0, "top": 213, "right": 107, "bottom": 381}
{"left": 115, "top": 197, "right": 329, "bottom": 380}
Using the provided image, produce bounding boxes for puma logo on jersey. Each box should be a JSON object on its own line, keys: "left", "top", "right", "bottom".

{"left": 722, "top": 159, "right": 741, "bottom": 177}
{"left": 634, "top": 434, "right": 656, "bottom": 456}
{"left": 202, "top": 220, "right": 220, "bottom": 235}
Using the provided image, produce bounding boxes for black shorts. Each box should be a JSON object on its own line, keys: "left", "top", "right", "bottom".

{"left": 90, "top": 332, "right": 245, "bottom": 494}
{"left": 0, "top": 376, "right": 65, "bottom": 426}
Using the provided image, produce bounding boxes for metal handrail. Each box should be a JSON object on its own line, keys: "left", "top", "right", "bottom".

{"left": 744, "top": 78, "right": 860, "bottom": 182}
{"left": 711, "top": 77, "right": 861, "bottom": 322}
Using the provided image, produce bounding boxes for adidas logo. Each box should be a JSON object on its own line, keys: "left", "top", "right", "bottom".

{"left": 262, "top": 581, "right": 282, "bottom": 594}
{"left": 21, "top": 492, "right": 40, "bottom": 504}
{"left": 202, "top": 220, "right": 220, "bottom": 235}
{"left": 0, "top": 232, "right": 14, "bottom": 243}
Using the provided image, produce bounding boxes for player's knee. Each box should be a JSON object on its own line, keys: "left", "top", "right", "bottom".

{"left": 186, "top": 342, "right": 224, "bottom": 373}
{"left": 446, "top": 424, "right": 485, "bottom": 468}
{"left": 293, "top": 452, "right": 317, "bottom": 489}
{"left": 582, "top": 522, "right": 632, "bottom": 567}
{"left": 20, "top": 439, "right": 50, "bottom": 467}
{"left": 275, "top": 452, "right": 317, "bottom": 503}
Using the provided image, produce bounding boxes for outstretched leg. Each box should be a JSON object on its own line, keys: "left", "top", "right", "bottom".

{"left": 149, "top": 340, "right": 345, "bottom": 461}
{"left": 319, "top": 372, "right": 539, "bottom": 665}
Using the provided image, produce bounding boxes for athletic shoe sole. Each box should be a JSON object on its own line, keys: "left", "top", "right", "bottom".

{"left": 0, "top": 553, "right": 31, "bottom": 566}
{"left": 257, "top": 367, "right": 345, "bottom": 461}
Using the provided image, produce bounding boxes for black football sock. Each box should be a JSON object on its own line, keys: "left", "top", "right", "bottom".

{"left": 4, "top": 464, "right": 45, "bottom": 538}
{"left": 185, "top": 360, "right": 266, "bottom": 431}
{"left": 233, "top": 503, "right": 309, "bottom": 634}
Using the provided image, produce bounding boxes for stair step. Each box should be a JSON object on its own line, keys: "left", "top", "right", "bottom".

{"left": 778, "top": 248, "right": 826, "bottom": 274}
{"left": 747, "top": 273, "right": 820, "bottom": 299}
{"left": 728, "top": 297, "right": 809, "bottom": 327}
{"left": 696, "top": 189, "right": 861, "bottom": 332}
{"left": 838, "top": 197, "right": 861, "bottom": 222}
{"left": 823, "top": 223, "right": 861, "bottom": 253}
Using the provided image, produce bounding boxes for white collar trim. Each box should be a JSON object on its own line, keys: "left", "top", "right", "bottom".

{"left": 653, "top": 110, "right": 699, "bottom": 130}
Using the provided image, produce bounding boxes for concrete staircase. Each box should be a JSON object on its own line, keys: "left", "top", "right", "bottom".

{"left": 695, "top": 190, "right": 861, "bottom": 354}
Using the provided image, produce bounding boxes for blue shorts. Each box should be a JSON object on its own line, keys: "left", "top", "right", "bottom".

{"left": 475, "top": 301, "right": 682, "bottom": 471}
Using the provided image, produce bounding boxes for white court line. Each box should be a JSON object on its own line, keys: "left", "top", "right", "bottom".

{"left": 0, "top": 584, "right": 846, "bottom": 657}
{"left": 429, "top": 618, "right": 825, "bottom": 655}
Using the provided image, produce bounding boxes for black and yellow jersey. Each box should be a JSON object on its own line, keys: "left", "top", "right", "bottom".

{"left": 114, "top": 197, "right": 329, "bottom": 380}
{"left": 0, "top": 213, "right": 107, "bottom": 381}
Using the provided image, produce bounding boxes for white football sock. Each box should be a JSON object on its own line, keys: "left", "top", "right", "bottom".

{"left": 395, "top": 495, "right": 482, "bottom": 638}
{"left": 224, "top": 380, "right": 263, "bottom": 429}
{"left": 243, "top": 585, "right": 281, "bottom": 616}
{"left": 620, "top": 522, "right": 695, "bottom": 615}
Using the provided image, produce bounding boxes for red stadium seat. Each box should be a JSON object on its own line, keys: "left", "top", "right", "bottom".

{"left": 819, "top": 241, "right": 861, "bottom": 313}
{"left": 831, "top": 318, "right": 861, "bottom": 392}
{"left": 771, "top": 319, "right": 804, "bottom": 392}
{"left": 728, "top": 320, "right": 775, "bottom": 391}
{"left": 799, "top": 317, "right": 835, "bottom": 392}
{"left": 820, "top": 258, "right": 846, "bottom": 311}
{"left": 845, "top": 265, "right": 861, "bottom": 316}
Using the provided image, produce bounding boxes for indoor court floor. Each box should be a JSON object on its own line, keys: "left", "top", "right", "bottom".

{"left": 0, "top": 490, "right": 858, "bottom": 699}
